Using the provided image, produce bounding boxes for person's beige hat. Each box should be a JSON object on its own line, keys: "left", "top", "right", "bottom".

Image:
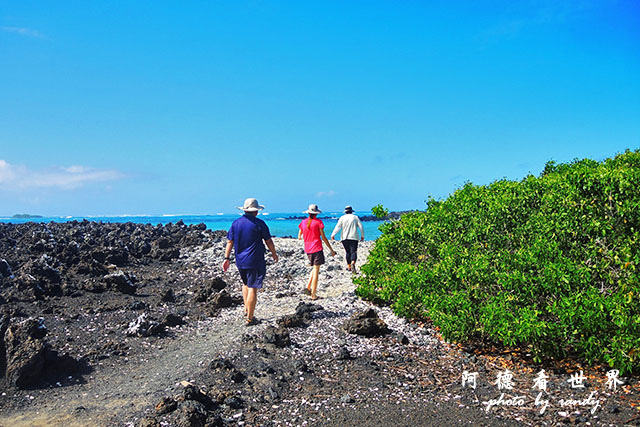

{"left": 303, "top": 204, "right": 322, "bottom": 214}
{"left": 344, "top": 205, "right": 353, "bottom": 213}
{"left": 237, "top": 198, "right": 265, "bottom": 212}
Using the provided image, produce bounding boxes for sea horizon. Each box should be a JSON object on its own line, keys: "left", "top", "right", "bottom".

{"left": 0, "top": 212, "right": 385, "bottom": 240}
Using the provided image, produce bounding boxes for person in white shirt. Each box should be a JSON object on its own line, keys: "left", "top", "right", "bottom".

{"left": 331, "top": 205, "right": 365, "bottom": 273}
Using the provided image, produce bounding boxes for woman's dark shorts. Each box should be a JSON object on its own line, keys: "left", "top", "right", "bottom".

{"left": 307, "top": 250, "right": 325, "bottom": 266}
{"left": 238, "top": 264, "right": 266, "bottom": 289}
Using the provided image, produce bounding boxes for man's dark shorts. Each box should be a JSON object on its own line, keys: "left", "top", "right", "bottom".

{"left": 307, "top": 250, "right": 325, "bottom": 266}
{"left": 238, "top": 264, "right": 266, "bottom": 289}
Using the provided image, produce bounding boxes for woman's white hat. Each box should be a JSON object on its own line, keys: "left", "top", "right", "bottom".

{"left": 237, "top": 198, "right": 265, "bottom": 212}
{"left": 303, "top": 204, "right": 322, "bottom": 214}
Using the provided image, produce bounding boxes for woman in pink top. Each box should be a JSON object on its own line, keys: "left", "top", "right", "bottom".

{"left": 298, "top": 204, "right": 336, "bottom": 300}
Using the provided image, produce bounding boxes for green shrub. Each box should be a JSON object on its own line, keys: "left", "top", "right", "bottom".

{"left": 371, "top": 204, "right": 389, "bottom": 219}
{"left": 355, "top": 150, "right": 640, "bottom": 373}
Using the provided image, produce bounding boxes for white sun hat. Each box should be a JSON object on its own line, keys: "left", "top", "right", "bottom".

{"left": 303, "top": 204, "right": 322, "bottom": 214}
{"left": 237, "top": 198, "right": 265, "bottom": 212}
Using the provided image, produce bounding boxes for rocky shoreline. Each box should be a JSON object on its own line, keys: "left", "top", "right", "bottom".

{"left": 0, "top": 222, "right": 638, "bottom": 426}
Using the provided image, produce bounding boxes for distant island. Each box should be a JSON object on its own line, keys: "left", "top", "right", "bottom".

{"left": 12, "top": 214, "right": 44, "bottom": 219}
{"left": 358, "top": 211, "right": 415, "bottom": 221}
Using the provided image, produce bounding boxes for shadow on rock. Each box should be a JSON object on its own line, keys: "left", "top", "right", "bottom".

{"left": 1, "top": 315, "right": 91, "bottom": 390}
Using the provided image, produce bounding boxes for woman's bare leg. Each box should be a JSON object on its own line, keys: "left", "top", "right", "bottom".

{"left": 310, "top": 265, "right": 320, "bottom": 299}
{"left": 307, "top": 268, "right": 314, "bottom": 291}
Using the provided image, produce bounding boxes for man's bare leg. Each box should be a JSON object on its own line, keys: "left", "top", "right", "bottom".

{"left": 242, "top": 285, "right": 248, "bottom": 313}
{"left": 246, "top": 287, "right": 257, "bottom": 320}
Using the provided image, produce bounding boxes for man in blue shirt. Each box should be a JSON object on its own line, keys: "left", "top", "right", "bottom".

{"left": 223, "top": 198, "right": 278, "bottom": 325}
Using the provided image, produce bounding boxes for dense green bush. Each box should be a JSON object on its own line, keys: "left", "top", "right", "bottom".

{"left": 371, "top": 204, "right": 389, "bottom": 219}
{"left": 355, "top": 150, "right": 640, "bottom": 373}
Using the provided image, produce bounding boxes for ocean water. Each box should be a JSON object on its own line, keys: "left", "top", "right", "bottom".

{"left": 0, "top": 212, "right": 385, "bottom": 240}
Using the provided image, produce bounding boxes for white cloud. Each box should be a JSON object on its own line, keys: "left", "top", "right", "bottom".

{"left": 1, "top": 26, "right": 46, "bottom": 39}
{"left": 316, "top": 190, "right": 336, "bottom": 198}
{"left": 0, "top": 160, "right": 16, "bottom": 182}
{"left": 63, "top": 165, "right": 88, "bottom": 173}
{"left": 0, "top": 160, "right": 125, "bottom": 190}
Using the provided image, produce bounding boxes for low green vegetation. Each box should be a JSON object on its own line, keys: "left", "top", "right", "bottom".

{"left": 371, "top": 204, "right": 389, "bottom": 219}
{"left": 356, "top": 150, "right": 640, "bottom": 373}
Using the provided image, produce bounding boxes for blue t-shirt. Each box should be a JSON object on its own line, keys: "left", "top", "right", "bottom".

{"left": 227, "top": 214, "right": 272, "bottom": 269}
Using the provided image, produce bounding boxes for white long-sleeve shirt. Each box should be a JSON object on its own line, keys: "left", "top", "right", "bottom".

{"left": 331, "top": 213, "right": 365, "bottom": 241}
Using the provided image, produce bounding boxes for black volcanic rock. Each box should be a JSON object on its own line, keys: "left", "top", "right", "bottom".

{"left": 263, "top": 326, "right": 291, "bottom": 348}
{"left": 182, "top": 384, "right": 215, "bottom": 409}
{"left": 209, "top": 277, "right": 227, "bottom": 291}
{"left": 3, "top": 317, "right": 48, "bottom": 388}
{"left": 126, "top": 313, "right": 163, "bottom": 337}
{"left": 25, "top": 255, "right": 62, "bottom": 284}
{"left": 344, "top": 308, "right": 390, "bottom": 337}
{"left": 160, "top": 288, "right": 175, "bottom": 303}
{"left": 295, "top": 302, "right": 323, "bottom": 321}
{"left": 0, "top": 220, "right": 226, "bottom": 392}
{"left": 176, "top": 400, "right": 208, "bottom": 427}
{"left": 0, "top": 259, "right": 12, "bottom": 278}
{"left": 205, "top": 290, "right": 235, "bottom": 316}
{"left": 194, "top": 278, "right": 228, "bottom": 303}
{"left": 277, "top": 313, "right": 306, "bottom": 328}
{"left": 20, "top": 256, "right": 63, "bottom": 297}
{"left": 73, "top": 260, "right": 108, "bottom": 277}
{"left": 155, "top": 396, "right": 178, "bottom": 414}
{"left": 105, "top": 247, "right": 129, "bottom": 266}
{"left": 161, "top": 313, "right": 185, "bottom": 327}
{"left": 104, "top": 271, "right": 136, "bottom": 295}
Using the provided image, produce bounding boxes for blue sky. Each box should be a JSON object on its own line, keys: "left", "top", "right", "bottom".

{"left": 1, "top": 1, "right": 639, "bottom": 215}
